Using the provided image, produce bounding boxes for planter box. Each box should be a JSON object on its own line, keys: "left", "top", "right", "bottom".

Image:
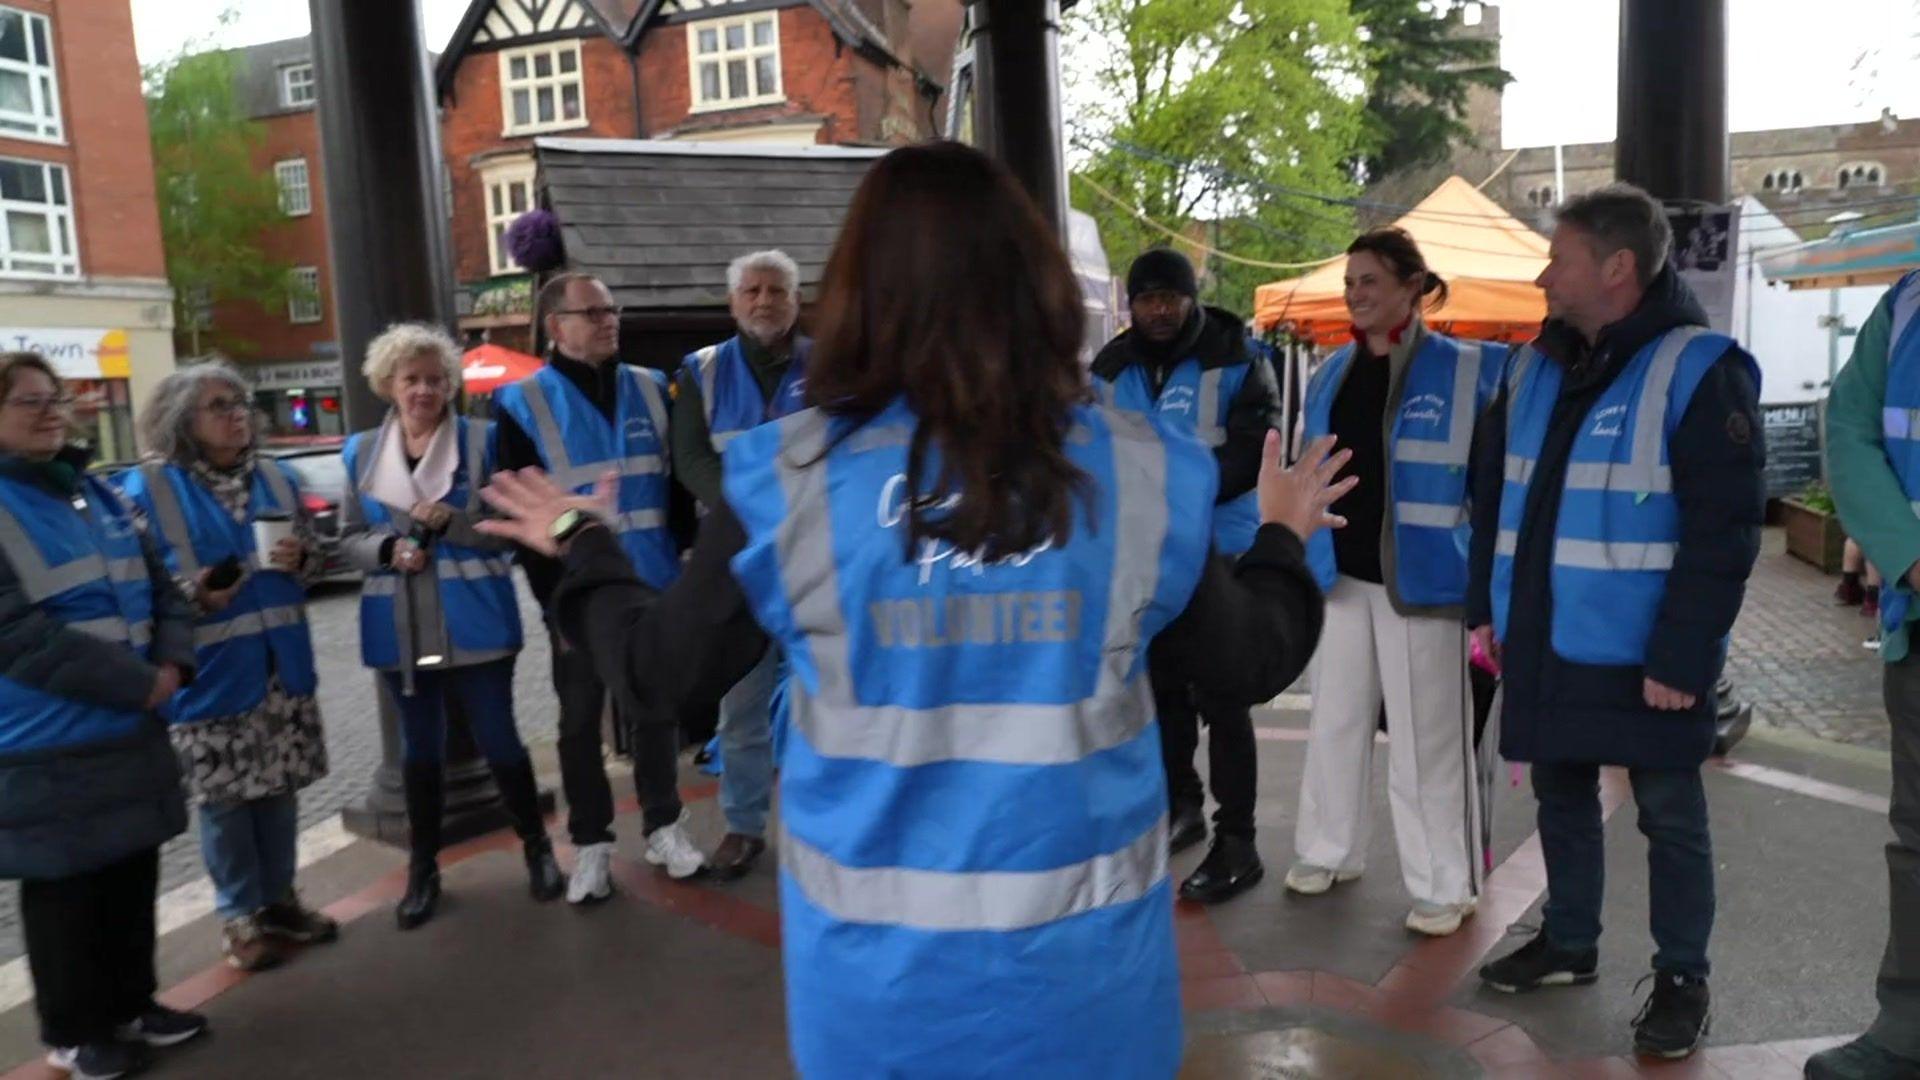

{"left": 1780, "top": 497, "right": 1845, "bottom": 573}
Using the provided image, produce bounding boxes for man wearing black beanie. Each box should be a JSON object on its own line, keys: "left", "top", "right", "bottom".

{"left": 1092, "top": 248, "right": 1282, "bottom": 905}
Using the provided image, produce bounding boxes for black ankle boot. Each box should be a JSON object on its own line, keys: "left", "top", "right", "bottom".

{"left": 523, "top": 837, "right": 565, "bottom": 902}
{"left": 396, "top": 859, "right": 441, "bottom": 930}
{"left": 488, "top": 757, "right": 564, "bottom": 901}
{"left": 398, "top": 765, "right": 444, "bottom": 930}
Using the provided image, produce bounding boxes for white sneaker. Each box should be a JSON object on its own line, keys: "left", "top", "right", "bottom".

{"left": 567, "top": 841, "right": 614, "bottom": 905}
{"left": 1405, "top": 898, "right": 1477, "bottom": 937}
{"left": 1284, "top": 862, "right": 1362, "bottom": 895}
{"left": 644, "top": 813, "right": 706, "bottom": 880}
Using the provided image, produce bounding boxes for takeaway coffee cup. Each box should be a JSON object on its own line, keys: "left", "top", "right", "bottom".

{"left": 252, "top": 512, "right": 296, "bottom": 563}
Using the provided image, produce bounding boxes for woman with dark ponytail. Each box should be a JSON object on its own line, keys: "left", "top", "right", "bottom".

{"left": 1285, "top": 227, "right": 1508, "bottom": 938}
{"left": 474, "top": 141, "right": 1350, "bottom": 1077}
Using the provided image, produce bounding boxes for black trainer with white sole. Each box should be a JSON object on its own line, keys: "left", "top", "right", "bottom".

{"left": 1478, "top": 931, "right": 1599, "bottom": 993}
{"left": 1631, "top": 972, "right": 1710, "bottom": 1059}
{"left": 47, "top": 1040, "right": 149, "bottom": 1079}
{"left": 116, "top": 1002, "right": 209, "bottom": 1048}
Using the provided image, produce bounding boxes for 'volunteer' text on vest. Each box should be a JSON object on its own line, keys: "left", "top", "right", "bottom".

{"left": 343, "top": 415, "right": 521, "bottom": 671}
{"left": 723, "top": 399, "right": 1219, "bottom": 1079}
{"left": 0, "top": 474, "right": 156, "bottom": 754}
{"left": 1095, "top": 354, "right": 1260, "bottom": 554}
{"left": 686, "top": 334, "right": 811, "bottom": 454}
{"left": 1300, "top": 332, "right": 1504, "bottom": 604}
{"left": 116, "top": 459, "right": 318, "bottom": 724}
{"left": 494, "top": 362, "right": 679, "bottom": 590}
{"left": 1877, "top": 271, "right": 1920, "bottom": 631}
{"left": 1491, "top": 326, "right": 1758, "bottom": 665}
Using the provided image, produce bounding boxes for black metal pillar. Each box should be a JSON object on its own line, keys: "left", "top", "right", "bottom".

{"left": 311, "top": 0, "right": 542, "bottom": 845}
{"left": 966, "top": 0, "right": 1068, "bottom": 239}
{"left": 1615, "top": 0, "right": 1729, "bottom": 204}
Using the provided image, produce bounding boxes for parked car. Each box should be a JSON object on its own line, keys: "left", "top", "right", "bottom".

{"left": 263, "top": 441, "right": 356, "bottom": 583}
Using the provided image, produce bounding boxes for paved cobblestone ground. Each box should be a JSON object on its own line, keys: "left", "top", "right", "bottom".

{"left": 1727, "top": 529, "right": 1890, "bottom": 748}
{"left": 0, "top": 578, "right": 560, "bottom": 964}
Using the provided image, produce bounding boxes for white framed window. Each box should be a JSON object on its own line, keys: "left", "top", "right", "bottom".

{"left": 498, "top": 41, "right": 585, "bottom": 136}
{"left": 274, "top": 158, "right": 311, "bottom": 216}
{"left": 279, "top": 62, "right": 315, "bottom": 108}
{"left": 481, "top": 157, "right": 538, "bottom": 277}
{"left": 0, "top": 157, "right": 76, "bottom": 279}
{"left": 687, "top": 13, "right": 782, "bottom": 112}
{"left": 287, "top": 266, "right": 322, "bottom": 324}
{"left": 0, "top": 7, "right": 62, "bottom": 142}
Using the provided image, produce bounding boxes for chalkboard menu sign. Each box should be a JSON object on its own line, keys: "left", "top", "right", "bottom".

{"left": 1763, "top": 401, "right": 1823, "bottom": 497}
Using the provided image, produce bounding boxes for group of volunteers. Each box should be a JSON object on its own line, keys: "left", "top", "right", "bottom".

{"left": 39, "top": 135, "right": 1920, "bottom": 1079}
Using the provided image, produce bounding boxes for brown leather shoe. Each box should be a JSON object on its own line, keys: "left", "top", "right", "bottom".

{"left": 222, "top": 915, "right": 285, "bottom": 972}
{"left": 706, "top": 833, "right": 767, "bottom": 882}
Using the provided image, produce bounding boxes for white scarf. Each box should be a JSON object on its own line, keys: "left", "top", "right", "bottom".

{"left": 365, "top": 411, "right": 459, "bottom": 512}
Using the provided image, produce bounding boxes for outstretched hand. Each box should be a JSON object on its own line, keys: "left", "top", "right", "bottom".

{"left": 476, "top": 467, "right": 616, "bottom": 557}
{"left": 1257, "top": 432, "right": 1357, "bottom": 541}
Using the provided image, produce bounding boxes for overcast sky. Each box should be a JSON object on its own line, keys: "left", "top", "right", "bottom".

{"left": 130, "top": 0, "right": 1920, "bottom": 150}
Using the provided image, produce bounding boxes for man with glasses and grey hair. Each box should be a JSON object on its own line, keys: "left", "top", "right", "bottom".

{"left": 494, "top": 272, "right": 706, "bottom": 901}
{"left": 1466, "top": 184, "right": 1764, "bottom": 1060}
{"left": 671, "top": 249, "right": 809, "bottom": 881}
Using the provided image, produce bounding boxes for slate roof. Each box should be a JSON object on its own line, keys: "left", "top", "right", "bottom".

{"left": 534, "top": 137, "right": 886, "bottom": 312}
{"left": 232, "top": 37, "right": 314, "bottom": 121}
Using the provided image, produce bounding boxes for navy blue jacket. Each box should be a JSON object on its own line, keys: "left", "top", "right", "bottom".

{"left": 1466, "top": 268, "right": 1765, "bottom": 768}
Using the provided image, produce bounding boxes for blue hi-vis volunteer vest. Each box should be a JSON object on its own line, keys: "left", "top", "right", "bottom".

{"left": 1492, "top": 326, "right": 1757, "bottom": 666}
{"left": 723, "top": 399, "right": 1218, "bottom": 1080}
{"left": 118, "top": 459, "right": 317, "bottom": 724}
{"left": 1301, "top": 333, "right": 1504, "bottom": 604}
{"left": 0, "top": 474, "right": 156, "bottom": 754}
{"left": 495, "top": 363, "right": 679, "bottom": 590}
{"left": 343, "top": 416, "right": 522, "bottom": 670}
{"left": 685, "top": 334, "right": 811, "bottom": 453}
{"left": 1874, "top": 272, "right": 1920, "bottom": 633}
{"left": 1095, "top": 355, "right": 1259, "bottom": 554}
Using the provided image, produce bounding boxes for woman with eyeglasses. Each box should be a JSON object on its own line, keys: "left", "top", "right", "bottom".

{"left": 339, "top": 323, "right": 564, "bottom": 930}
{"left": 118, "top": 361, "right": 334, "bottom": 975}
{"left": 0, "top": 352, "right": 209, "bottom": 1078}
{"left": 477, "top": 142, "right": 1348, "bottom": 1078}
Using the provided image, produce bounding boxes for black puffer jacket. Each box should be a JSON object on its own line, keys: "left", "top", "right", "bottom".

{"left": 1465, "top": 267, "right": 1765, "bottom": 769}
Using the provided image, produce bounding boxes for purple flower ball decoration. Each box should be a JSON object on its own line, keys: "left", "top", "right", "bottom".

{"left": 506, "top": 208, "right": 566, "bottom": 274}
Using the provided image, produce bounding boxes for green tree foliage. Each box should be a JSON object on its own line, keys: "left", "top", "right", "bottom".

{"left": 1065, "top": 0, "right": 1369, "bottom": 317}
{"left": 146, "top": 45, "right": 302, "bottom": 356}
{"left": 1350, "top": 0, "right": 1511, "bottom": 182}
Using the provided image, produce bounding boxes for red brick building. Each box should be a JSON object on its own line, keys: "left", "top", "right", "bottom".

{"left": 0, "top": 0, "right": 175, "bottom": 460}
{"left": 218, "top": 38, "right": 346, "bottom": 438}
{"left": 433, "top": 0, "right": 955, "bottom": 353}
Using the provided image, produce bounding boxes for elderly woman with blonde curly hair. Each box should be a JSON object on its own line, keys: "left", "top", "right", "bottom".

{"left": 118, "top": 360, "right": 335, "bottom": 974}
{"left": 339, "top": 323, "right": 562, "bottom": 931}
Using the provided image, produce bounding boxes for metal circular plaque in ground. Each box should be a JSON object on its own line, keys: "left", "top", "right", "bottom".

{"left": 1182, "top": 1006, "right": 1483, "bottom": 1080}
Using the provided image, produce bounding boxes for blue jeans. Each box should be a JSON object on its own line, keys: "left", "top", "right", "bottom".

{"left": 718, "top": 646, "right": 781, "bottom": 838}
{"left": 1533, "top": 762, "right": 1715, "bottom": 979}
{"left": 198, "top": 792, "right": 299, "bottom": 920}
{"left": 382, "top": 657, "right": 530, "bottom": 768}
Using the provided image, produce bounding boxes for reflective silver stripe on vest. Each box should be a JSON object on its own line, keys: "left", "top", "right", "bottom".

{"left": 1887, "top": 408, "right": 1920, "bottom": 441}
{"left": 257, "top": 459, "right": 295, "bottom": 514}
{"left": 1616, "top": 325, "right": 1708, "bottom": 493}
{"left": 106, "top": 557, "right": 145, "bottom": 584}
{"left": 778, "top": 815, "right": 1166, "bottom": 933}
{"left": 1564, "top": 461, "right": 1672, "bottom": 493}
{"left": 712, "top": 430, "right": 743, "bottom": 452}
{"left": 1553, "top": 538, "right": 1677, "bottom": 571}
{"left": 1395, "top": 501, "right": 1466, "bottom": 529}
{"left": 1504, "top": 455, "right": 1535, "bottom": 485}
{"left": 192, "top": 603, "right": 306, "bottom": 648}
{"left": 614, "top": 509, "right": 665, "bottom": 533}
{"left": 0, "top": 500, "right": 109, "bottom": 602}
{"left": 625, "top": 364, "right": 671, "bottom": 470}
{"left": 463, "top": 416, "right": 488, "bottom": 511}
{"left": 1194, "top": 369, "right": 1227, "bottom": 447}
{"left": 1894, "top": 272, "right": 1920, "bottom": 357}
{"left": 1505, "top": 345, "right": 1540, "bottom": 397}
{"left": 1395, "top": 341, "right": 1483, "bottom": 466}
{"left": 436, "top": 555, "right": 511, "bottom": 581}
{"left": 546, "top": 456, "right": 664, "bottom": 491}
{"left": 520, "top": 369, "right": 669, "bottom": 490}
{"left": 138, "top": 463, "right": 201, "bottom": 577}
{"left": 362, "top": 574, "right": 399, "bottom": 597}
{"left": 769, "top": 405, "right": 1170, "bottom": 768}
{"left": 1495, "top": 529, "right": 1518, "bottom": 556}
{"left": 66, "top": 614, "right": 150, "bottom": 647}
{"left": 695, "top": 344, "right": 723, "bottom": 438}
{"left": 1911, "top": 500, "right": 1920, "bottom": 519}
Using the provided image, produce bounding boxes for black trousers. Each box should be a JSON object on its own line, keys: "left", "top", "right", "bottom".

{"left": 1872, "top": 652, "right": 1920, "bottom": 1058}
{"left": 21, "top": 846, "right": 160, "bottom": 1047}
{"left": 1151, "top": 646, "right": 1257, "bottom": 840}
{"left": 551, "top": 629, "right": 683, "bottom": 842}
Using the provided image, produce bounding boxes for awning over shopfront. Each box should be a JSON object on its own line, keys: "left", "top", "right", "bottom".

{"left": 1758, "top": 220, "right": 1920, "bottom": 291}
{"left": 1251, "top": 176, "right": 1550, "bottom": 345}
{"left": 461, "top": 343, "right": 542, "bottom": 396}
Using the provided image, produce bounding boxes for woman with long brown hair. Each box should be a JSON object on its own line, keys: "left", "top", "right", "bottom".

{"left": 1286, "top": 227, "right": 1507, "bottom": 939}
{"left": 476, "top": 141, "right": 1349, "bottom": 1077}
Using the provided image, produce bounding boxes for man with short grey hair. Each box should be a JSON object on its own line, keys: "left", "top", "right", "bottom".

{"left": 1466, "top": 183, "right": 1764, "bottom": 1060}
{"left": 672, "top": 249, "right": 809, "bottom": 881}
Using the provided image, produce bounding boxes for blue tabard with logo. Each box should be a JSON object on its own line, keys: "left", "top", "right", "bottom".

{"left": 1095, "top": 355, "right": 1259, "bottom": 554}
{"left": 684, "top": 334, "right": 812, "bottom": 452}
{"left": 1873, "top": 271, "right": 1920, "bottom": 632}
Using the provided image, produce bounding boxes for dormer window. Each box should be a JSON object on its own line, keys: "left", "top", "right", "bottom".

{"left": 688, "top": 12, "right": 783, "bottom": 112}
{"left": 1838, "top": 161, "right": 1887, "bottom": 190}
{"left": 279, "top": 62, "right": 315, "bottom": 108}
{"left": 498, "top": 41, "right": 586, "bottom": 136}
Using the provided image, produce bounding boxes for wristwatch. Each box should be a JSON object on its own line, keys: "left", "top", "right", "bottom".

{"left": 549, "top": 508, "right": 595, "bottom": 547}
